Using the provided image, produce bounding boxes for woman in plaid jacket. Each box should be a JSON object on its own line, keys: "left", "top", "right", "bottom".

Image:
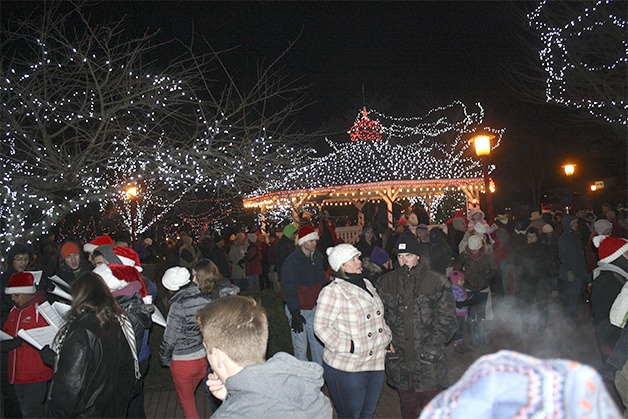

{"left": 314, "top": 244, "right": 392, "bottom": 419}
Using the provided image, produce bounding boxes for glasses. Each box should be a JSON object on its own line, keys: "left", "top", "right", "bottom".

{"left": 14, "top": 257, "right": 30, "bottom": 263}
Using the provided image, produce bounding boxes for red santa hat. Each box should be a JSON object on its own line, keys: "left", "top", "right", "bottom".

{"left": 93, "top": 263, "right": 148, "bottom": 299}
{"left": 593, "top": 235, "right": 628, "bottom": 264}
{"left": 297, "top": 225, "right": 320, "bottom": 246}
{"left": 83, "top": 235, "right": 115, "bottom": 254}
{"left": 112, "top": 246, "right": 143, "bottom": 272}
{"left": 5, "top": 271, "right": 41, "bottom": 294}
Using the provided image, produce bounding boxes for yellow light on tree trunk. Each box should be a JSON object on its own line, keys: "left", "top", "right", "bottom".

{"left": 126, "top": 186, "right": 138, "bottom": 199}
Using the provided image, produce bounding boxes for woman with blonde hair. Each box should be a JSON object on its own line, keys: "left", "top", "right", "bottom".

{"left": 160, "top": 259, "right": 232, "bottom": 419}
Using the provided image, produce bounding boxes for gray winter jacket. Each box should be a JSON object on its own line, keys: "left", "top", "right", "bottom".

{"left": 159, "top": 284, "right": 211, "bottom": 366}
{"left": 212, "top": 352, "right": 332, "bottom": 419}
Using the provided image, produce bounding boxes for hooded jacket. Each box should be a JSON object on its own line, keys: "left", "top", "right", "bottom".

{"left": 2, "top": 291, "right": 53, "bottom": 384}
{"left": 212, "top": 352, "right": 332, "bottom": 419}
{"left": 558, "top": 215, "right": 587, "bottom": 281}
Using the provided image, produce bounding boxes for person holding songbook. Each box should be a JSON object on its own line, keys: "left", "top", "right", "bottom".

{"left": 1, "top": 271, "right": 53, "bottom": 418}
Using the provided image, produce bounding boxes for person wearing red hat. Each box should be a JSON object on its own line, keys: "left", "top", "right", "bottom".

{"left": 1, "top": 272, "right": 53, "bottom": 418}
{"left": 83, "top": 235, "right": 115, "bottom": 265}
{"left": 280, "top": 225, "right": 327, "bottom": 365}
{"left": 591, "top": 236, "right": 628, "bottom": 370}
{"left": 54, "top": 241, "right": 92, "bottom": 286}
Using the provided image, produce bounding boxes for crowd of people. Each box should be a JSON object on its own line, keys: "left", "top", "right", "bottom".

{"left": 0, "top": 201, "right": 627, "bottom": 418}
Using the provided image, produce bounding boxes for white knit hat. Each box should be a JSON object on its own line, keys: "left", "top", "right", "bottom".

{"left": 162, "top": 267, "right": 191, "bottom": 291}
{"left": 474, "top": 223, "right": 488, "bottom": 235}
{"left": 326, "top": 244, "right": 361, "bottom": 272}
{"left": 468, "top": 235, "right": 483, "bottom": 251}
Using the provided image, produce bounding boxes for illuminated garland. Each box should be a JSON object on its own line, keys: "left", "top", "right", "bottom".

{"left": 251, "top": 102, "right": 503, "bottom": 196}
{"left": 349, "top": 107, "right": 383, "bottom": 142}
{"left": 527, "top": 0, "right": 627, "bottom": 124}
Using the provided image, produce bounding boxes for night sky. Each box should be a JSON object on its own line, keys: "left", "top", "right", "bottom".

{"left": 5, "top": 1, "right": 627, "bottom": 208}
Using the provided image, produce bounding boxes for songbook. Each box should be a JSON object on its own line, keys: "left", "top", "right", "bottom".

{"left": 17, "top": 301, "right": 70, "bottom": 351}
{"left": 0, "top": 330, "right": 13, "bottom": 341}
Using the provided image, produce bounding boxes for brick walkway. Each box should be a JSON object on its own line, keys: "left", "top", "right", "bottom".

{"left": 146, "top": 296, "right": 604, "bottom": 418}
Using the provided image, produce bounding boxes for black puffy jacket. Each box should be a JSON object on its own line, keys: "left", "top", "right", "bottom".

{"left": 48, "top": 311, "right": 136, "bottom": 417}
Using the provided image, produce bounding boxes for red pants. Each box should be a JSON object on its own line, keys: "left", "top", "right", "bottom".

{"left": 170, "top": 357, "right": 208, "bottom": 419}
{"left": 397, "top": 388, "right": 442, "bottom": 419}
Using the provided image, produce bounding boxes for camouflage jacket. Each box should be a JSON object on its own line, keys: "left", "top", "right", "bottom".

{"left": 376, "top": 260, "right": 456, "bottom": 391}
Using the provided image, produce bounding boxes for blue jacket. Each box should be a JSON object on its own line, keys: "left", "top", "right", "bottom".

{"left": 280, "top": 247, "right": 327, "bottom": 312}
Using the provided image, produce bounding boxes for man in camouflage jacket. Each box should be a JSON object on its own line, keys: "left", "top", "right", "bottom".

{"left": 377, "top": 231, "right": 456, "bottom": 419}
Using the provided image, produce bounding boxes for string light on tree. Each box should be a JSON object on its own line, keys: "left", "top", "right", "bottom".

{"left": 528, "top": 0, "right": 627, "bottom": 125}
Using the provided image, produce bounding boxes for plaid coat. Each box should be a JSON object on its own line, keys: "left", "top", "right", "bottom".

{"left": 314, "top": 277, "right": 392, "bottom": 372}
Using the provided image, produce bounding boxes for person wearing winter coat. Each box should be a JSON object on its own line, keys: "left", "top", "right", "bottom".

{"left": 1, "top": 272, "right": 53, "bottom": 418}
{"left": 92, "top": 245, "right": 155, "bottom": 418}
{"left": 377, "top": 231, "right": 456, "bottom": 418}
{"left": 244, "top": 233, "right": 262, "bottom": 291}
{"left": 280, "top": 225, "right": 327, "bottom": 366}
{"left": 354, "top": 225, "right": 380, "bottom": 261}
{"left": 314, "top": 244, "right": 392, "bottom": 418}
{"left": 48, "top": 272, "right": 138, "bottom": 418}
{"left": 227, "top": 233, "right": 247, "bottom": 284}
{"left": 518, "top": 227, "right": 552, "bottom": 333}
{"left": 591, "top": 236, "right": 628, "bottom": 365}
{"left": 54, "top": 241, "right": 93, "bottom": 287}
{"left": 159, "top": 265, "right": 213, "bottom": 419}
{"left": 558, "top": 215, "right": 588, "bottom": 323}
{"left": 199, "top": 296, "right": 332, "bottom": 419}
{"left": 453, "top": 235, "right": 498, "bottom": 348}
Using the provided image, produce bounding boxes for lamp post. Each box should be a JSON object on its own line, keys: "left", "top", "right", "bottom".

{"left": 126, "top": 186, "right": 138, "bottom": 245}
{"left": 562, "top": 164, "right": 576, "bottom": 213}
{"left": 471, "top": 133, "right": 494, "bottom": 224}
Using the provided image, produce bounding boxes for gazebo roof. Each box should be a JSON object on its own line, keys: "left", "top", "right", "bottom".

{"left": 244, "top": 102, "right": 503, "bottom": 210}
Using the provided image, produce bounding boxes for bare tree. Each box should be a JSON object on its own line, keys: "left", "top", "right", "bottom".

{"left": 1, "top": 2, "right": 313, "bottom": 254}
{"left": 505, "top": 1, "right": 627, "bottom": 126}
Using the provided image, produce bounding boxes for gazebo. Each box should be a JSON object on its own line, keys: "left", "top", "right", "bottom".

{"left": 244, "top": 102, "right": 503, "bottom": 236}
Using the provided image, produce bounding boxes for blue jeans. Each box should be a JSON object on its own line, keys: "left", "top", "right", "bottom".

{"left": 284, "top": 306, "right": 324, "bottom": 365}
{"left": 323, "top": 363, "right": 384, "bottom": 419}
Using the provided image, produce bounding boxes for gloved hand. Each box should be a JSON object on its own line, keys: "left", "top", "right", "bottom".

{"left": 39, "top": 345, "right": 57, "bottom": 367}
{"left": 0, "top": 336, "right": 22, "bottom": 352}
{"left": 290, "top": 310, "right": 306, "bottom": 333}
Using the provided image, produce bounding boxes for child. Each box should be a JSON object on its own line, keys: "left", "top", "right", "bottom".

{"left": 449, "top": 270, "right": 470, "bottom": 353}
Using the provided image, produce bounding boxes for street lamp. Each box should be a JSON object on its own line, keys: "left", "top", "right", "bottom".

{"left": 126, "top": 186, "right": 138, "bottom": 245}
{"left": 471, "top": 133, "right": 495, "bottom": 223}
{"left": 562, "top": 164, "right": 576, "bottom": 213}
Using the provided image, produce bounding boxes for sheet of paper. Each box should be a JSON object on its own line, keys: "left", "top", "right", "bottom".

{"left": 52, "top": 302, "right": 71, "bottom": 319}
{"left": 17, "top": 325, "right": 59, "bottom": 351}
{"left": 0, "top": 330, "right": 13, "bottom": 341}
{"left": 151, "top": 307, "right": 167, "bottom": 327}
{"left": 50, "top": 284, "right": 72, "bottom": 301}
{"left": 48, "top": 274, "right": 70, "bottom": 289}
